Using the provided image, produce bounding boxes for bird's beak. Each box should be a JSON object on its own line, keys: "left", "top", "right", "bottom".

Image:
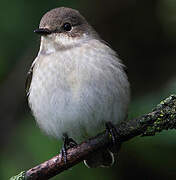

{"left": 34, "top": 28, "right": 52, "bottom": 35}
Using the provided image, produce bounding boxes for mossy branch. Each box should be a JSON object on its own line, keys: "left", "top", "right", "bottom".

{"left": 10, "top": 95, "right": 176, "bottom": 180}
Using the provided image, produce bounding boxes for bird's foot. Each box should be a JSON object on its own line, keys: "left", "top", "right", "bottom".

{"left": 105, "top": 122, "right": 119, "bottom": 146}
{"left": 61, "top": 133, "right": 78, "bottom": 165}
{"left": 105, "top": 122, "right": 121, "bottom": 163}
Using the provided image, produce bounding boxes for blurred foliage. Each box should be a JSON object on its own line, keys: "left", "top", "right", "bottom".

{"left": 158, "top": 0, "right": 176, "bottom": 40}
{"left": 1, "top": 0, "right": 176, "bottom": 180}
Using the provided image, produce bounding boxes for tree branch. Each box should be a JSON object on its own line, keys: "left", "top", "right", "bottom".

{"left": 10, "top": 95, "right": 176, "bottom": 180}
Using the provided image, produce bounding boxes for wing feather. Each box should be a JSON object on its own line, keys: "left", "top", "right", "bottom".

{"left": 25, "top": 64, "right": 34, "bottom": 97}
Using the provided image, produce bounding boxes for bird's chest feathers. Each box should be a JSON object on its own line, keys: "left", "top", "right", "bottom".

{"left": 33, "top": 49, "right": 85, "bottom": 101}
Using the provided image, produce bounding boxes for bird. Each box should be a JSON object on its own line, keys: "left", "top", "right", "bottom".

{"left": 26, "top": 7, "right": 130, "bottom": 168}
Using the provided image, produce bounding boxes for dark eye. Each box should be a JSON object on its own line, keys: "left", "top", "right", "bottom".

{"left": 63, "top": 23, "right": 72, "bottom": 31}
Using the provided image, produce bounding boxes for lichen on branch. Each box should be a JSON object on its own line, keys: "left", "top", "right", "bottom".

{"left": 141, "top": 94, "right": 176, "bottom": 136}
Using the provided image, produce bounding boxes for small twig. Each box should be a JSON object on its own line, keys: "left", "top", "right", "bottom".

{"left": 10, "top": 95, "right": 176, "bottom": 180}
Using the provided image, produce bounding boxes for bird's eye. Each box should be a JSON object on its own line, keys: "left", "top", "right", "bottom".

{"left": 63, "top": 23, "right": 72, "bottom": 31}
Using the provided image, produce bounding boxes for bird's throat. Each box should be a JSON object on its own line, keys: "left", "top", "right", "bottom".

{"left": 39, "top": 36, "right": 58, "bottom": 55}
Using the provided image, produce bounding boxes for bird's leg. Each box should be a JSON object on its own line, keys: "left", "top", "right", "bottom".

{"left": 61, "top": 133, "right": 78, "bottom": 164}
{"left": 105, "top": 122, "right": 120, "bottom": 146}
{"left": 105, "top": 122, "right": 121, "bottom": 159}
{"left": 106, "top": 122, "right": 122, "bottom": 163}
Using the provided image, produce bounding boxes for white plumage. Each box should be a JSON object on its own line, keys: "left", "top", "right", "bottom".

{"left": 28, "top": 33, "right": 130, "bottom": 142}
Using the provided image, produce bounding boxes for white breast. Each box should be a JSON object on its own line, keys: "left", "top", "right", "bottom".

{"left": 28, "top": 39, "right": 130, "bottom": 142}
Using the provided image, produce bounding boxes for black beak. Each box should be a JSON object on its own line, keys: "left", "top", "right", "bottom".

{"left": 34, "top": 28, "right": 52, "bottom": 35}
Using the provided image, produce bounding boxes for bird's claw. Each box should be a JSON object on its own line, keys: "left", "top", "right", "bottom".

{"left": 61, "top": 134, "right": 78, "bottom": 165}
{"left": 105, "top": 122, "right": 119, "bottom": 145}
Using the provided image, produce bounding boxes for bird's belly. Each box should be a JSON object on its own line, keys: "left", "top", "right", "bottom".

{"left": 29, "top": 76, "right": 106, "bottom": 141}
{"left": 28, "top": 51, "right": 129, "bottom": 141}
{"left": 28, "top": 64, "right": 104, "bottom": 141}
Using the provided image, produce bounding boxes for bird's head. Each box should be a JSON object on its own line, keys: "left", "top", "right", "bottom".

{"left": 34, "top": 7, "right": 98, "bottom": 52}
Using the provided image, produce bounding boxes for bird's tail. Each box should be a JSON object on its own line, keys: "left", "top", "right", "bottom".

{"left": 84, "top": 149, "right": 117, "bottom": 168}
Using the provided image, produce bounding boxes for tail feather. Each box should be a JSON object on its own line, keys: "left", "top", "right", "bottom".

{"left": 84, "top": 143, "right": 121, "bottom": 168}
{"left": 84, "top": 149, "right": 115, "bottom": 168}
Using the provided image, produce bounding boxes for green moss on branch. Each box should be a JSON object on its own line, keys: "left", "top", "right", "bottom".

{"left": 141, "top": 95, "right": 176, "bottom": 136}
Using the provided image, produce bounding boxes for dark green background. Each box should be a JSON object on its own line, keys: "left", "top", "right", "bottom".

{"left": 1, "top": 0, "right": 176, "bottom": 179}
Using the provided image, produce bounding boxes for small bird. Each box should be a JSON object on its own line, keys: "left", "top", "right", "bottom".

{"left": 26, "top": 7, "right": 130, "bottom": 168}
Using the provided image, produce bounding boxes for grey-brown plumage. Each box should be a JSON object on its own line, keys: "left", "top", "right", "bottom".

{"left": 27, "top": 7, "right": 130, "bottom": 168}
{"left": 39, "top": 7, "right": 98, "bottom": 38}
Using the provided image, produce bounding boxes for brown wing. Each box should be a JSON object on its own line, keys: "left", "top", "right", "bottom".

{"left": 25, "top": 64, "right": 34, "bottom": 97}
